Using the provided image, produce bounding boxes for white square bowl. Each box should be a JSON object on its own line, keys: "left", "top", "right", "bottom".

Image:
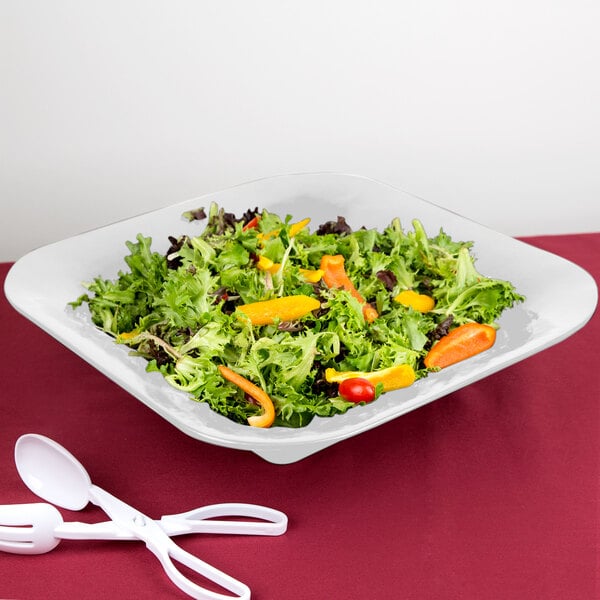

{"left": 5, "top": 173, "right": 597, "bottom": 463}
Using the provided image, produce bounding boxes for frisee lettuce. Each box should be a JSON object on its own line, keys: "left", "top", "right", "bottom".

{"left": 70, "top": 204, "right": 524, "bottom": 427}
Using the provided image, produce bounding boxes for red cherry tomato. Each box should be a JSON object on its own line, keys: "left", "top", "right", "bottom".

{"left": 338, "top": 378, "right": 376, "bottom": 403}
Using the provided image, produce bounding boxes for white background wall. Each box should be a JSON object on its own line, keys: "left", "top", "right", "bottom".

{"left": 1, "top": 0, "right": 599, "bottom": 262}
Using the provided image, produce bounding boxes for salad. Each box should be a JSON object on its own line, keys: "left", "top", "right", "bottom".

{"left": 70, "top": 203, "right": 524, "bottom": 428}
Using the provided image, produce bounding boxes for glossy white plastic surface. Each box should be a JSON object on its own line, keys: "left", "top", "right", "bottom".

{"left": 14, "top": 434, "right": 252, "bottom": 599}
{"left": 5, "top": 173, "right": 598, "bottom": 463}
{"left": 0, "top": 501, "right": 288, "bottom": 556}
{"left": 0, "top": 503, "right": 64, "bottom": 555}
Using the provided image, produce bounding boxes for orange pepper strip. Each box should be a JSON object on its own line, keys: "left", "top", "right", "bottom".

{"left": 218, "top": 365, "right": 275, "bottom": 428}
{"left": 319, "top": 254, "right": 378, "bottom": 322}
{"left": 424, "top": 322, "right": 496, "bottom": 369}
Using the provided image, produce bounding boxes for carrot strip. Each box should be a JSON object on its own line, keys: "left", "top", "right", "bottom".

{"left": 218, "top": 365, "right": 275, "bottom": 428}
{"left": 424, "top": 322, "right": 496, "bottom": 369}
{"left": 320, "top": 254, "right": 378, "bottom": 322}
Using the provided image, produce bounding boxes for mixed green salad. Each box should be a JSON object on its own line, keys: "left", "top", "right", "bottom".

{"left": 70, "top": 203, "right": 524, "bottom": 428}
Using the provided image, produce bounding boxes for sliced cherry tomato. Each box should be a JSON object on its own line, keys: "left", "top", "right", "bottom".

{"left": 338, "top": 377, "right": 376, "bottom": 403}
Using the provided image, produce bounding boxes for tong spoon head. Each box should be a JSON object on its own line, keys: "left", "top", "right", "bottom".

{"left": 15, "top": 434, "right": 92, "bottom": 511}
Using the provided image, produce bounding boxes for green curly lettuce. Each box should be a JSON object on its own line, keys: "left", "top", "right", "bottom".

{"left": 70, "top": 203, "right": 524, "bottom": 427}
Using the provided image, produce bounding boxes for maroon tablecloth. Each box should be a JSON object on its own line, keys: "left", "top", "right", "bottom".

{"left": 1, "top": 233, "right": 598, "bottom": 600}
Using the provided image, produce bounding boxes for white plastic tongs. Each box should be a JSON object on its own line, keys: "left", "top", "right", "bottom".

{"left": 0, "top": 434, "right": 288, "bottom": 600}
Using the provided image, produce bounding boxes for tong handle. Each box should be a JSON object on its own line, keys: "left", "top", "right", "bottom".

{"left": 55, "top": 502, "right": 288, "bottom": 541}
{"left": 146, "top": 524, "right": 251, "bottom": 600}
{"left": 88, "top": 486, "right": 251, "bottom": 600}
{"left": 160, "top": 503, "right": 288, "bottom": 537}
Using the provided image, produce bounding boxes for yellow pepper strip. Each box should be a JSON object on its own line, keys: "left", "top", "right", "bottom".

{"left": 325, "top": 364, "right": 416, "bottom": 392}
{"left": 299, "top": 268, "right": 324, "bottom": 283}
{"left": 258, "top": 217, "right": 311, "bottom": 242}
{"left": 257, "top": 256, "right": 322, "bottom": 281}
{"left": 116, "top": 329, "right": 142, "bottom": 342}
{"left": 394, "top": 290, "right": 435, "bottom": 312}
{"left": 288, "top": 217, "right": 311, "bottom": 237}
{"left": 255, "top": 254, "right": 282, "bottom": 274}
{"left": 256, "top": 255, "right": 274, "bottom": 271}
{"left": 217, "top": 365, "right": 275, "bottom": 428}
{"left": 236, "top": 295, "right": 321, "bottom": 326}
